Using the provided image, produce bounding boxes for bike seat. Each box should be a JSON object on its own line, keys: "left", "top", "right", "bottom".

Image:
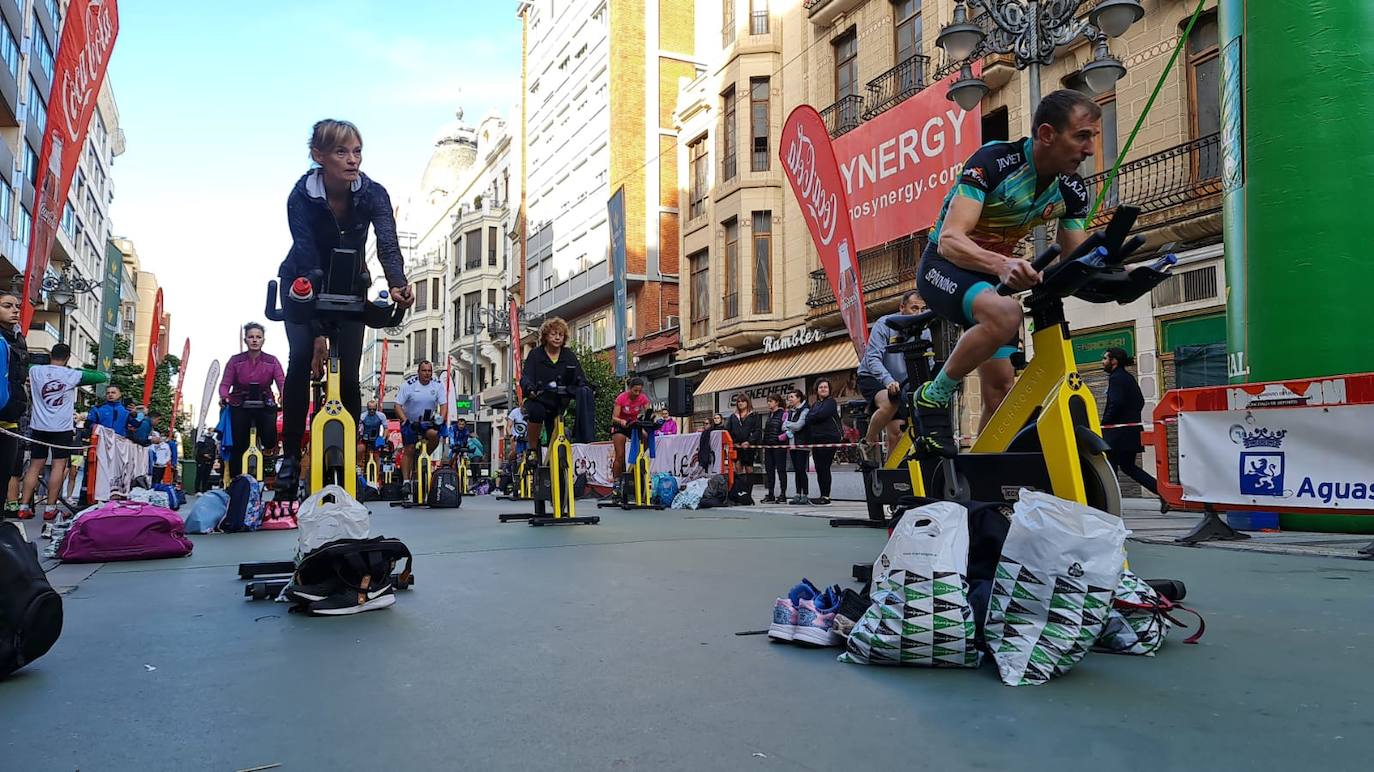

{"left": 886, "top": 310, "right": 939, "bottom": 338}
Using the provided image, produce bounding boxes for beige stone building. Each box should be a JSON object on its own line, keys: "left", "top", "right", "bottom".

{"left": 676, "top": 0, "right": 1225, "bottom": 480}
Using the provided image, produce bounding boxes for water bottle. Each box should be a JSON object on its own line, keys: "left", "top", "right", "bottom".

{"left": 1148, "top": 253, "right": 1178, "bottom": 272}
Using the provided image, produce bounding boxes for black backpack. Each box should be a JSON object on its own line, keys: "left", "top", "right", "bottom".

{"left": 428, "top": 468, "right": 462, "bottom": 508}
{"left": 287, "top": 536, "right": 413, "bottom": 615}
{"left": 1, "top": 522, "right": 63, "bottom": 678}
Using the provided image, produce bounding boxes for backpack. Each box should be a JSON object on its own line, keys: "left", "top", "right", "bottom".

{"left": 184, "top": 490, "right": 230, "bottom": 533}
{"left": 223, "top": 474, "right": 264, "bottom": 533}
{"left": 153, "top": 483, "right": 185, "bottom": 511}
{"left": 651, "top": 473, "right": 679, "bottom": 507}
{"left": 1, "top": 521, "right": 63, "bottom": 678}
{"left": 57, "top": 501, "right": 193, "bottom": 563}
{"left": 428, "top": 468, "right": 462, "bottom": 508}
{"left": 285, "top": 536, "right": 413, "bottom": 616}
{"left": 0, "top": 331, "right": 29, "bottom": 422}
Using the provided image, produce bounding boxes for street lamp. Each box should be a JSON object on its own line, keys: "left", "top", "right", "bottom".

{"left": 464, "top": 305, "right": 512, "bottom": 420}
{"left": 40, "top": 268, "right": 99, "bottom": 345}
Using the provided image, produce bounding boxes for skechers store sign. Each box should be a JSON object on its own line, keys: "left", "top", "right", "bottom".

{"left": 1177, "top": 405, "right": 1374, "bottom": 508}
{"left": 763, "top": 327, "right": 825, "bottom": 353}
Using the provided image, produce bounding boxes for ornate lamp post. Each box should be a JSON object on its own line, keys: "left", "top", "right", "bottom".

{"left": 40, "top": 268, "right": 100, "bottom": 345}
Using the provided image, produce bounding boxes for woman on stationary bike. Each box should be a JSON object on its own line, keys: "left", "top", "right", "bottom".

{"left": 276, "top": 119, "right": 414, "bottom": 490}
{"left": 610, "top": 377, "right": 652, "bottom": 491}
{"left": 518, "top": 317, "right": 591, "bottom": 456}
{"left": 218, "top": 323, "right": 285, "bottom": 478}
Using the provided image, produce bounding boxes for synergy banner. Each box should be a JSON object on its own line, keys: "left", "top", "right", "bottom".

{"left": 832, "top": 62, "right": 981, "bottom": 251}
{"left": 1178, "top": 405, "right": 1374, "bottom": 509}
{"left": 781, "top": 105, "right": 867, "bottom": 359}
{"left": 21, "top": 0, "right": 120, "bottom": 328}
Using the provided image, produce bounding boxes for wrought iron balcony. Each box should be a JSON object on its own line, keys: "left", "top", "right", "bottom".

{"left": 807, "top": 237, "right": 919, "bottom": 308}
{"left": 1082, "top": 133, "right": 1222, "bottom": 228}
{"left": 819, "top": 94, "right": 863, "bottom": 138}
{"left": 864, "top": 54, "right": 930, "bottom": 120}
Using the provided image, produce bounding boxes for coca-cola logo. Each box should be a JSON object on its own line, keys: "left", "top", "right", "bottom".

{"left": 784, "top": 119, "right": 839, "bottom": 247}
{"left": 61, "top": 1, "right": 117, "bottom": 142}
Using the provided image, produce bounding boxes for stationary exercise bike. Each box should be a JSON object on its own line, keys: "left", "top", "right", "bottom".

{"left": 499, "top": 371, "right": 600, "bottom": 527}
{"left": 239, "top": 248, "right": 408, "bottom": 598}
{"left": 599, "top": 409, "right": 665, "bottom": 511}
{"left": 453, "top": 442, "right": 472, "bottom": 495}
{"left": 390, "top": 416, "right": 437, "bottom": 508}
{"left": 847, "top": 206, "right": 1176, "bottom": 523}
{"left": 495, "top": 446, "right": 535, "bottom": 501}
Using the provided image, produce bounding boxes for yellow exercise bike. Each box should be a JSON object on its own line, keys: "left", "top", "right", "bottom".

{"left": 499, "top": 377, "right": 600, "bottom": 527}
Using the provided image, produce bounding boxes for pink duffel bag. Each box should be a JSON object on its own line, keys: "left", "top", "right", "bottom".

{"left": 58, "top": 500, "right": 194, "bottom": 563}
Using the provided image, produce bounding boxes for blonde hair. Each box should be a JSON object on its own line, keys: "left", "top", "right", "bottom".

{"left": 539, "top": 317, "right": 570, "bottom": 347}
{"left": 309, "top": 119, "right": 362, "bottom": 156}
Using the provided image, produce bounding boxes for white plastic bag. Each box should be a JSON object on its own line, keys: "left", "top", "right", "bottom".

{"left": 839, "top": 501, "right": 980, "bottom": 668}
{"left": 128, "top": 487, "right": 170, "bottom": 509}
{"left": 984, "top": 490, "right": 1128, "bottom": 686}
{"left": 295, "top": 485, "right": 371, "bottom": 561}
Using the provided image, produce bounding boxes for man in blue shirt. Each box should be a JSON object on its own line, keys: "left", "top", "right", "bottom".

{"left": 86, "top": 385, "right": 131, "bottom": 438}
{"left": 126, "top": 403, "right": 153, "bottom": 446}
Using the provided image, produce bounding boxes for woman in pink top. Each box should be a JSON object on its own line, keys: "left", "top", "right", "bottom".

{"left": 218, "top": 322, "right": 286, "bottom": 478}
{"left": 610, "top": 377, "right": 652, "bottom": 485}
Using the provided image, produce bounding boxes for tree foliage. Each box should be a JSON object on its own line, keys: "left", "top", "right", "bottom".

{"left": 566, "top": 344, "right": 621, "bottom": 441}
{"left": 84, "top": 334, "right": 190, "bottom": 451}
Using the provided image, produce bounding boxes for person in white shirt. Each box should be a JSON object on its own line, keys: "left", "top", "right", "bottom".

{"left": 149, "top": 432, "right": 173, "bottom": 483}
{"left": 394, "top": 360, "right": 443, "bottom": 482}
{"left": 20, "top": 343, "right": 108, "bottom": 521}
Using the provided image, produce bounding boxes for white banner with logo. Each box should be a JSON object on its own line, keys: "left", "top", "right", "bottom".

{"left": 570, "top": 431, "right": 723, "bottom": 487}
{"left": 1178, "top": 405, "right": 1374, "bottom": 509}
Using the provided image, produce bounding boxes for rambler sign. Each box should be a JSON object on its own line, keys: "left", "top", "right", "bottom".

{"left": 763, "top": 327, "right": 825, "bottom": 354}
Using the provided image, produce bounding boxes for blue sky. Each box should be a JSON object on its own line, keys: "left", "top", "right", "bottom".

{"left": 106, "top": 0, "right": 520, "bottom": 427}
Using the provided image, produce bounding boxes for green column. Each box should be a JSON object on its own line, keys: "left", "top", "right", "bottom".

{"left": 1225, "top": 1, "right": 1374, "bottom": 383}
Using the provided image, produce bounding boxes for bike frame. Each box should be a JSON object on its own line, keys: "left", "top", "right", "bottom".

{"left": 309, "top": 349, "right": 358, "bottom": 497}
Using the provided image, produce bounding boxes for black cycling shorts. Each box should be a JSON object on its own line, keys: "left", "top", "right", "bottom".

{"left": 917, "top": 243, "right": 1019, "bottom": 359}
{"left": 30, "top": 429, "right": 75, "bottom": 461}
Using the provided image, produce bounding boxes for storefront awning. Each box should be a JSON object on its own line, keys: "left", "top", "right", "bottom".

{"left": 694, "top": 338, "right": 859, "bottom": 396}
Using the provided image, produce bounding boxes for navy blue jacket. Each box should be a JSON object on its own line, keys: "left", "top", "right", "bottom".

{"left": 804, "top": 396, "right": 843, "bottom": 443}
{"left": 278, "top": 170, "right": 408, "bottom": 289}
{"left": 87, "top": 401, "right": 130, "bottom": 438}
{"left": 1102, "top": 366, "right": 1145, "bottom": 453}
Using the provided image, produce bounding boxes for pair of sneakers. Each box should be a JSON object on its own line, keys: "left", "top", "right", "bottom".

{"left": 768, "top": 579, "right": 843, "bottom": 647}
{"left": 285, "top": 574, "right": 396, "bottom": 616}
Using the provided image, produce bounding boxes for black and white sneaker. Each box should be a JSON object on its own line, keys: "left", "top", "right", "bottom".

{"left": 309, "top": 579, "right": 396, "bottom": 616}
{"left": 283, "top": 580, "right": 336, "bottom": 604}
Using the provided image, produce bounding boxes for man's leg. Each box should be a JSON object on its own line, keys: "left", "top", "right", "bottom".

{"left": 864, "top": 389, "right": 897, "bottom": 446}
{"left": 976, "top": 357, "right": 1015, "bottom": 433}
{"left": 45, "top": 458, "right": 68, "bottom": 506}
{"left": 20, "top": 451, "right": 44, "bottom": 508}
{"left": 1110, "top": 449, "right": 1160, "bottom": 496}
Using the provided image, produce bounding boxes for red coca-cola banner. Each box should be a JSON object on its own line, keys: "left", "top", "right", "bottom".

{"left": 21, "top": 0, "right": 120, "bottom": 329}
{"left": 170, "top": 338, "right": 190, "bottom": 429}
{"left": 377, "top": 337, "right": 390, "bottom": 401}
{"left": 780, "top": 105, "right": 867, "bottom": 358}
{"left": 831, "top": 62, "right": 982, "bottom": 251}
{"left": 142, "top": 288, "right": 163, "bottom": 403}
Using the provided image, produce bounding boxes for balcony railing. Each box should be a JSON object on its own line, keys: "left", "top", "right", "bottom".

{"left": 1082, "top": 133, "right": 1222, "bottom": 228}
{"left": 807, "top": 237, "right": 919, "bottom": 308}
{"left": 864, "top": 54, "right": 930, "bottom": 120}
{"left": 819, "top": 94, "right": 863, "bottom": 138}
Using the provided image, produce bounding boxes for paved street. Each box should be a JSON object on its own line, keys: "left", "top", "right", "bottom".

{"left": 3, "top": 494, "right": 1372, "bottom": 771}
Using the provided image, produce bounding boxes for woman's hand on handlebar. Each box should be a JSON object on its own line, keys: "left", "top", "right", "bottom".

{"left": 999, "top": 257, "right": 1041, "bottom": 292}
{"left": 390, "top": 286, "right": 415, "bottom": 310}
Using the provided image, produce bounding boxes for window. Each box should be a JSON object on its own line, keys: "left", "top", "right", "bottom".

{"left": 465, "top": 228, "right": 482, "bottom": 268}
{"left": 487, "top": 288, "right": 497, "bottom": 310}
{"left": 592, "top": 315, "right": 608, "bottom": 349}
{"left": 721, "top": 86, "right": 737, "bottom": 181}
{"left": 834, "top": 30, "right": 858, "bottom": 100}
{"left": 431, "top": 328, "right": 440, "bottom": 365}
{"left": 43, "top": 0, "right": 59, "bottom": 25}
{"left": 61, "top": 204, "right": 75, "bottom": 238}
{"left": 452, "top": 300, "right": 461, "bottom": 339}
{"left": 722, "top": 0, "right": 735, "bottom": 46}
{"left": 0, "top": 20, "right": 18, "bottom": 80}
{"left": 750, "top": 0, "right": 768, "bottom": 35}
{"left": 24, "top": 143, "right": 38, "bottom": 186}
{"left": 431, "top": 277, "right": 440, "bottom": 309}
{"left": 688, "top": 135, "right": 708, "bottom": 219}
{"left": 27, "top": 79, "right": 46, "bottom": 137}
{"left": 415, "top": 279, "right": 428, "bottom": 311}
{"left": 895, "top": 0, "right": 923, "bottom": 93}
{"left": 749, "top": 78, "right": 770, "bottom": 172}
{"left": 1187, "top": 14, "right": 1221, "bottom": 180}
{"left": 31, "top": 17, "right": 53, "bottom": 81}
{"left": 487, "top": 226, "right": 498, "bottom": 266}
{"left": 752, "top": 211, "right": 772, "bottom": 313}
{"left": 689, "top": 250, "right": 710, "bottom": 339}
{"left": 0, "top": 183, "right": 11, "bottom": 229}
{"left": 464, "top": 291, "right": 481, "bottom": 333}
{"left": 624, "top": 301, "right": 636, "bottom": 340}
{"left": 723, "top": 218, "right": 739, "bottom": 319}
{"left": 1065, "top": 73, "right": 1118, "bottom": 178}
{"left": 413, "top": 329, "right": 428, "bottom": 365}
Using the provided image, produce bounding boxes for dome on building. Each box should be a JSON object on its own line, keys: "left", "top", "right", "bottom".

{"left": 418, "top": 108, "right": 479, "bottom": 208}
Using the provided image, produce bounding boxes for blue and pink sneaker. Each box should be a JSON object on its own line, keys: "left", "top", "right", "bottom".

{"left": 794, "top": 585, "right": 843, "bottom": 647}
{"left": 768, "top": 579, "right": 820, "bottom": 642}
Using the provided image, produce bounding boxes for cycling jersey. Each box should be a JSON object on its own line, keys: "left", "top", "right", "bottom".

{"left": 396, "top": 377, "right": 442, "bottom": 424}
{"left": 928, "top": 137, "right": 1090, "bottom": 255}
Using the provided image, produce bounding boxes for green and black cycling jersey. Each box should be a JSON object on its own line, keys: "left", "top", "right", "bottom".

{"left": 928, "top": 137, "right": 1090, "bottom": 255}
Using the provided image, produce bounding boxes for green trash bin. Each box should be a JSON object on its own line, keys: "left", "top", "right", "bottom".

{"left": 181, "top": 459, "right": 198, "bottom": 491}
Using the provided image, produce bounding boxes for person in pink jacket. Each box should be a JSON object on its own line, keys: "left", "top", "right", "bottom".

{"left": 218, "top": 322, "right": 286, "bottom": 478}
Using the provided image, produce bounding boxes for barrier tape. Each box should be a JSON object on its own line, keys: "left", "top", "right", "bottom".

{"left": 0, "top": 425, "right": 95, "bottom": 452}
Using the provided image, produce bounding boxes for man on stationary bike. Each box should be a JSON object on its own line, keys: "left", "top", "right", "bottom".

{"left": 856, "top": 290, "right": 925, "bottom": 464}
{"left": 914, "top": 89, "right": 1098, "bottom": 451}
{"left": 395, "top": 360, "right": 443, "bottom": 484}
